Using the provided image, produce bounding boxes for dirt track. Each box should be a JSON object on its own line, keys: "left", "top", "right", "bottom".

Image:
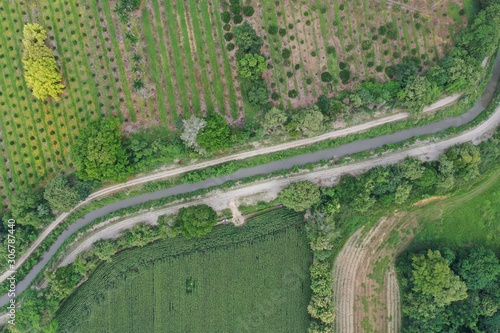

{"left": 333, "top": 213, "right": 418, "bottom": 333}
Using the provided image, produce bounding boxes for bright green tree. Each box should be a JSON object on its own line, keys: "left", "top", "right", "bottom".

{"left": 22, "top": 23, "right": 64, "bottom": 100}
{"left": 411, "top": 250, "right": 468, "bottom": 307}
{"left": 197, "top": 113, "right": 231, "bottom": 152}
{"left": 237, "top": 53, "right": 267, "bottom": 80}
{"left": 43, "top": 176, "right": 80, "bottom": 212}
{"left": 279, "top": 181, "right": 321, "bottom": 212}
{"left": 72, "top": 117, "right": 129, "bottom": 181}
{"left": 174, "top": 204, "right": 218, "bottom": 238}
{"left": 398, "top": 76, "right": 440, "bottom": 113}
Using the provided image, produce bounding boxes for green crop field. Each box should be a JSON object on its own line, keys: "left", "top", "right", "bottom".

{"left": 409, "top": 169, "right": 500, "bottom": 254}
{"left": 55, "top": 209, "right": 312, "bottom": 333}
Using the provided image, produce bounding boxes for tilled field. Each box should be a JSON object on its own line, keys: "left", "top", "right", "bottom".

{"left": 333, "top": 213, "right": 418, "bottom": 333}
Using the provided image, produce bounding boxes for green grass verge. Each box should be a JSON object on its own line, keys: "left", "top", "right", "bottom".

{"left": 408, "top": 168, "right": 500, "bottom": 255}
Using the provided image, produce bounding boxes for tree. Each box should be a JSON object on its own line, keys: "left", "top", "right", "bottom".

{"left": 10, "top": 189, "right": 52, "bottom": 227}
{"left": 411, "top": 250, "right": 468, "bottom": 307}
{"left": 279, "top": 181, "right": 321, "bottom": 212}
{"left": 197, "top": 113, "right": 231, "bottom": 152}
{"left": 43, "top": 176, "right": 80, "bottom": 212}
{"left": 72, "top": 118, "right": 129, "bottom": 181}
{"left": 292, "top": 105, "right": 325, "bottom": 137}
{"left": 237, "top": 53, "right": 267, "bottom": 81}
{"left": 180, "top": 116, "right": 207, "bottom": 154}
{"left": 93, "top": 240, "right": 117, "bottom": 261}
{"left": 455, "top": 4, "right": 500, "bottom": 60}
{"left": 400, "top": 157, "right": 425, "bottom": 181}
{"left": 22, "top": 23, "right": 64, "bottom": 100}
{"left": 262, "top": 107, "right": 288, "bottom": 134}
{"left": 398, "top": 76, "right": 440, "bottom": 113}
{"left": 174, "top": 204, "right": 217, "bottom": 238}
{"left": 454, "top": 247, "right": 500, "bottom": 290}
{"left": 395, "top": 182, "right": 412, "bottom": 204}
{"left": 233, "top": 21, "right": 263, "bottom": 54}
{"left": 247, "top": 79, "right": 270, "bottom": 107}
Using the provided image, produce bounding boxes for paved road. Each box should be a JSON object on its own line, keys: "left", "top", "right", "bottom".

{"left": 0, "top": 53, "right": 499, "bottom": 307}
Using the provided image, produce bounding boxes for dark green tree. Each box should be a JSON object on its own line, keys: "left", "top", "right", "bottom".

{"left": 72, "top": 118, "right": 129, "bottom": 181}
{"left": 174, "top": 204, "right": 217, "bottom": 238}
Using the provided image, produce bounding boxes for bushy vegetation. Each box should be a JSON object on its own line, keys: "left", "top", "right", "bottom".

{"left": 72, "top": 118, "right": 129, "bottom": 181}
{"left": 173, "top": 204, "right": 217, "bottom": 239}
{"left": 397, "top": 246, "right": 500, "bottom": 332}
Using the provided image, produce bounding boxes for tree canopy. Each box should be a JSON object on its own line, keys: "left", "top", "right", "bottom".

{"left": 237, "top": 53, "right": 267, "bottom": 81}
{"left": 174, "top": 204, "right": 218, "bottom": 239}
{"left": 43, "top": 176, "right": 80, "bottom": 212}
{"left": 22, "top": 23, "right": 65, "bottom": 100}
{"left": 196, "top": 113, "right": 232, "bottom": 152}
{"left": 279, "top": 181, "right": 321, "bottom": 212}
{"left": 72, "top": 117, "right": 129, "bottom": 181}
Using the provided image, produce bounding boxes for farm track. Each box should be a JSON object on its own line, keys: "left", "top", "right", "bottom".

{"left": 0, "top": 47, "right": 498, "bottom": 308}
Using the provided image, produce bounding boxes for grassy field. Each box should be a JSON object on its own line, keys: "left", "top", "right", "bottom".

{"left": 55, "top": 208, "right": 312, "bottom": 333}
{"left": 409, "top": 168, "right": 500, "bottom": 254}
{"left": 247, "top": 0, "right": 471, "bottom": 109}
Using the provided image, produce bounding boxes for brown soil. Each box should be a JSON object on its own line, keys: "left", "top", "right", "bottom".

{"left": 249, "top": 0, "right": 466, "bottom": 109}
{"left": 412, "top": 195, "right": 448, "bottom": 207}
{"left": 334, "top": 213, "right": 419, "bottom": 333}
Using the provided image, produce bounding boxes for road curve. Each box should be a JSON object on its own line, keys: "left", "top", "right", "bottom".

{"left": 0, "top": 53, "right": 498, "bottom": 307}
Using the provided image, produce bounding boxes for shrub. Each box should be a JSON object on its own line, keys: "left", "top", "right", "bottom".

{"left": 227, "top": 43, "right": 235, "bottom": 51}
{"left": 233, "top": 14, "right": 243, "bottom": 24}
{"left": 224, "top": 32, "right": 233, "bottom": 41}
{"left": 339, "top": 69, "right": 350, "bottom": 83}
{"left": 321, "top": 71, "right": 333, "bottom": 82}
{"left": 237, "top": 53, "right": 267, "bottom": 80}
{"left": 223, "top": 24, "right": 231, "bottom": 31}
{"left": 242, "top": 6, "right": 254, "bottom": 17}
{"left": 288, "top": 90, "right": 298, "bottom": 98}
{"left": 268, "top": 24, "right": 279, "bottom": 35}
{"left": 361, "top": 40, "right": 372, "bottom": 50}
{"left": 221, "top": 11, "right": 231, "bottom": 23}
{"left": 378, "top": 25, "right": 387, "bottom": 35}
{"left": 247, "top": 80, "right": 270, "bottom": 107}
{"left": 174, "top": 204, "right": 217, "bottom": 239}
{"left": 279, "top": 181, "right": 321, "bottom": 211}
{"left": 234, "top": 22, "right": 263, "bottom": 54}
{"left": 339, "top": 61, "right": 348, "bottom": 70}
{"left": 294, "top": 64, "right": 300, "bottom": 70}
{"left": 376, "top": 65, "right": 384, "bottom": 72}
{"left": 326, "top": 45, "right": 336, "bottom": 54}
{"left": 230, "top": 3, "right": 242, "bottom": 14}
{"left": 279, "top": 28, "right": 287, "bottom": 37}
{"left": 271, "top": 92, "right": 280, "bottom": 100}
{"left": 281, "top": 48, "right": 291, "bottom": 59}
{"left": 339, "top": 4, "right": 345, "bottom": 10}
{"left": 197, "top": 113, "right": 232, "bottom": 152}
{"left": 367, "top": 61, "right": 375, "bottom": 67}
{"left": 287, "top": 71, "right": 293, "bottom": 78}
